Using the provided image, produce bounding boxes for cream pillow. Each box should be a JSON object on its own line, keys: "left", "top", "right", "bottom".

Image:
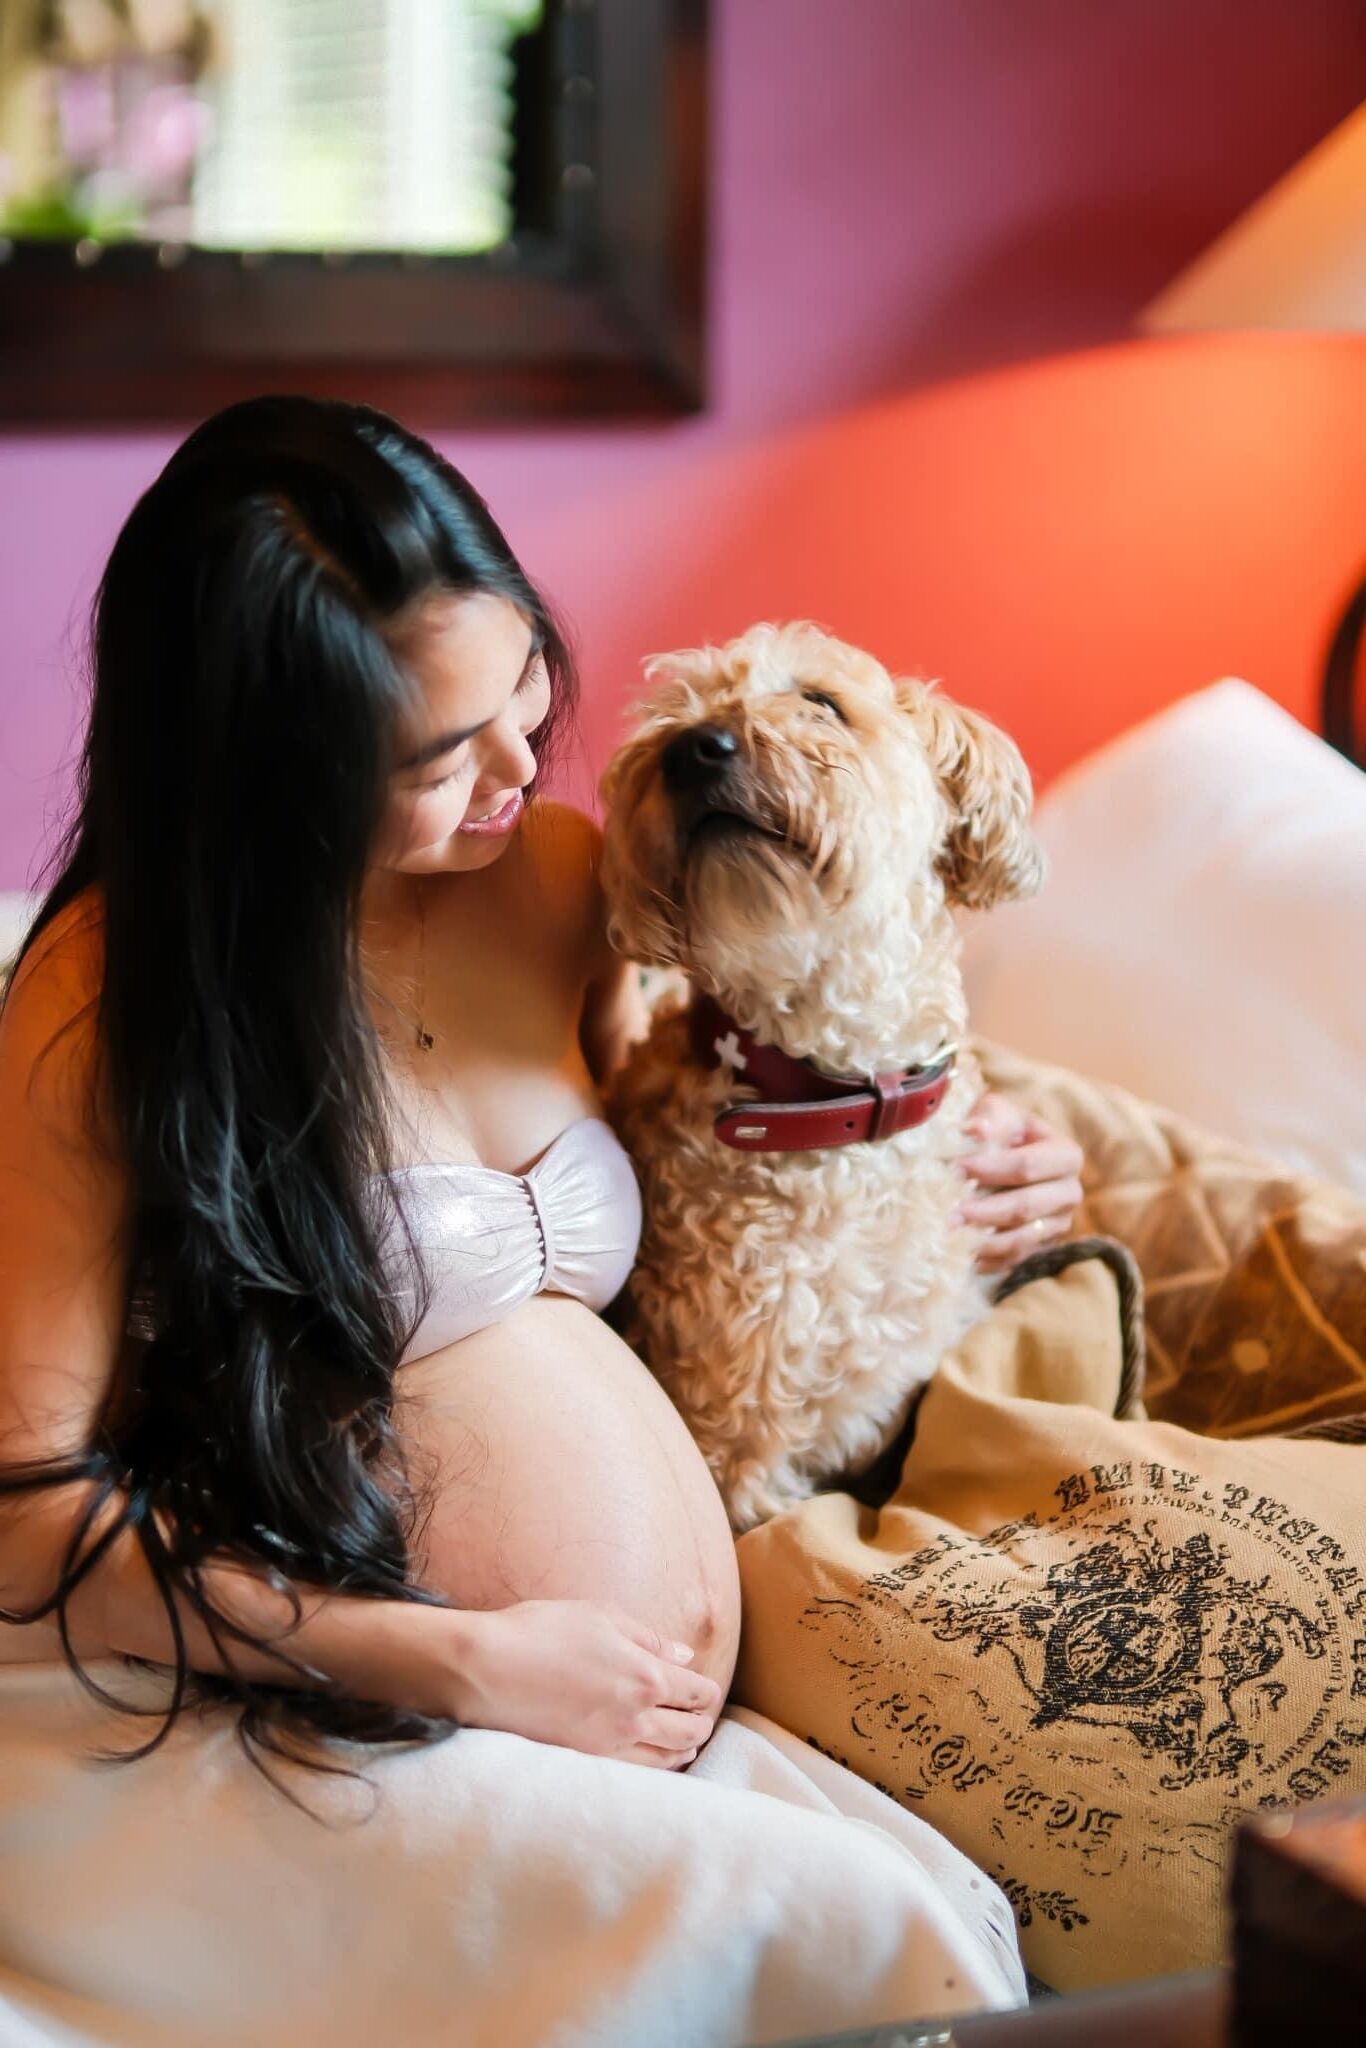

{"left": 960, "top": 683, "right": 1366, "bottom": 1192}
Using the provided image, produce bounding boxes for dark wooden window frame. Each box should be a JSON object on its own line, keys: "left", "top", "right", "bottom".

{"left": 0, "top": 0, "right": 707, "bottom": 425}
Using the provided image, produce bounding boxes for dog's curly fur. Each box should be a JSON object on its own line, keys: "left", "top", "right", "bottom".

{"left": 599, "top": 622, "right": 1044, "bottom": 1533}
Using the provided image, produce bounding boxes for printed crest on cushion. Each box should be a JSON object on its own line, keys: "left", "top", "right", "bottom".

{"left": 734, "top": 1260, "right": 1366, "bottom": 1992}
{"left": 974, "top": 1039, "right": 1366, "bottom": 1439}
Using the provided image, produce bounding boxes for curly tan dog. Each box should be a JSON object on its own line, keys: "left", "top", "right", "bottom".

{"left": 599, "top": 621, "right": 1044, "bottom": 1533}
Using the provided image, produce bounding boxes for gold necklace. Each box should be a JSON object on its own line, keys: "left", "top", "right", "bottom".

{"left": 412, "top": 883, "right": 435, "bottom": 1053}
{"left": 360, "top": 876, "right": 436, "bottom": 1056}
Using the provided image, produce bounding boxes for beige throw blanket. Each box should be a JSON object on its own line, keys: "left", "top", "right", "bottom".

{"left": 734, "top": 1253, "right": 1366, "bottom": 1992}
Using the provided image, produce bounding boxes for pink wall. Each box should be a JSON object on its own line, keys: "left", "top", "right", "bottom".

{"left": 2, "top": 0, "right": 1364, "bottom": 887}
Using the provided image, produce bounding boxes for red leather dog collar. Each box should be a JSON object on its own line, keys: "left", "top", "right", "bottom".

{"left": 689, "top": 994, "right": 956, "bottom": 1153}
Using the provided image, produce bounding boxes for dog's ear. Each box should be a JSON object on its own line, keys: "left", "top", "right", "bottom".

{"left": 899, "top": 682, "right": 1044, "bottom": 910}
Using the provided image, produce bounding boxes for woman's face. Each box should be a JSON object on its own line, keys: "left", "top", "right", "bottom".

{"left": 373, "top": 590, "right": 553, "bottom": 878}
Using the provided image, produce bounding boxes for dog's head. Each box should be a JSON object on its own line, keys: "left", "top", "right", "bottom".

{"left": 598, "top": 622, "right": 1042, "bottom": 1007}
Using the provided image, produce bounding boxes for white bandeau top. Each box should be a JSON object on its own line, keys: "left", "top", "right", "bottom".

{"left": 124, "top": 1119, "right": 641, "bottom": 1364}
{"left": 373, "top": 1116, "right": 643, "bottom": 1364}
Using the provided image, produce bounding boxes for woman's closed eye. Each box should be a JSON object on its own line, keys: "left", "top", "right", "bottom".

{"left": 417, "top": 656, "right": 548, "bottom": 791}
{"left": 419, "top": 756, "right": 471, "bottom": 794}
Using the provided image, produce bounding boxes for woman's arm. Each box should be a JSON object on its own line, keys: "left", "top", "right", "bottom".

{"left": 0, "top": 1473, "right": 478, "bottom": 1713}
{"left": 3, "top": 1475, "right": 721, "bottom": 1768}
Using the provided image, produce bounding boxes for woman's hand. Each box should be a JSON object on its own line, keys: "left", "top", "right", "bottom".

{"left": 954, "top": 1092, "right": 1084, "bottom": 1274}
{"left": 448, "top": 1599, "right": 723, "bottom": 1769}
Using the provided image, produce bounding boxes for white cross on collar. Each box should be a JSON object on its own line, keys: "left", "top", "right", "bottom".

{"left": 713, "top": 1029, "right": 748, "bottom": 1073}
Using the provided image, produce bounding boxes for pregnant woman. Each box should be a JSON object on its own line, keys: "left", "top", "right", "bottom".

{"left": 0, "top": 397, "right": 1073, "bottom": 2040}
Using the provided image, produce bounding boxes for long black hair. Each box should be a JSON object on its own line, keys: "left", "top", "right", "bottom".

{"left": 0, "top": 396, "right": 577, "bottom": 1782}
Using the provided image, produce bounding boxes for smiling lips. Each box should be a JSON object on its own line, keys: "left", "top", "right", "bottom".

{"left": 458, "top": 790, "right": 525, "bottom": 837}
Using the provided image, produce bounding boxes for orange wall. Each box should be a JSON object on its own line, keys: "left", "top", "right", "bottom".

{"left": 570, "top": 332, "right": 1366, "bottom": 798}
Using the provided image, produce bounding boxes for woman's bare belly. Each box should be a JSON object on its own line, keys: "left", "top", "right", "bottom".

{"left": 392, "top": 1293, "right": 742, "bottom": 1696}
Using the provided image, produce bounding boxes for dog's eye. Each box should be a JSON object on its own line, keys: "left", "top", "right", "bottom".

{"left": 800, "top": 688, "right": 846, "bottom": 722}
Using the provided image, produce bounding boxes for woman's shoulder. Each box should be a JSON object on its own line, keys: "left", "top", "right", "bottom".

{"left": 0, "top": 884, "right": 109, "bottom": 1138}
{"left": 522, "top": 797, "right": 603, "bottom": 875}
{"left": 520, "top": 798, "right": 606, "bottom": 913}
{"left": 3, "top": 885, "right": 105, "bottom": 1021}
{"left": 517, "top": 799, "right": 609, "bottom": 957}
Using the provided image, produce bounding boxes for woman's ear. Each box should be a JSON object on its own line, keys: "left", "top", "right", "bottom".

{"left": 899, "top": 681, "right": 1045, "bottom": 911}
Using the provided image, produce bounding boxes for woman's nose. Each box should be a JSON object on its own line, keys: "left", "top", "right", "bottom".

{"left": 491, "top": 718, "right": 538, "bottom": 791}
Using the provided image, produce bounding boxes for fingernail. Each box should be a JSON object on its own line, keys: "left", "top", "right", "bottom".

{"left": 949, "top": 1206, "right": 967, "bottom": 1226}
{"left": 671, "top": 1642, "right": 695, "bottom": 1663}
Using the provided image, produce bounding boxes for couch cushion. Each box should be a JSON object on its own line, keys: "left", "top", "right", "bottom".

{"left": 961, "top": 682, "right": 1366, "bottom": 1192}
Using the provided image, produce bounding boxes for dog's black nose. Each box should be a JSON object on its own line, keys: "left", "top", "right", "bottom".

{"left": 661, "top": 723, "right": 739, "bottom": 793}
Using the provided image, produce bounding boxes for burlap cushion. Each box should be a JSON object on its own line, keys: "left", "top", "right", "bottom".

{"left": 734, "top": 1257, "right": 1366, "bottom": 1992}
{"left": 974, "top": 1039, "right": 1366, "bottom": 1439}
